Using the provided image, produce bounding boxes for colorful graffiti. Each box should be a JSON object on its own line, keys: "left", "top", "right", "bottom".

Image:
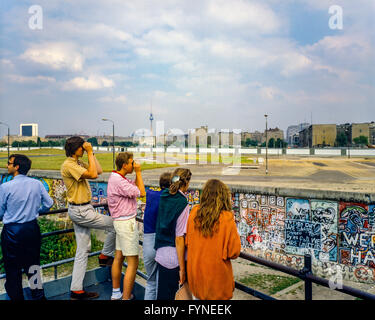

{"left": 0, "top": 175, "right": 68, "bottom": 210}
{"left": 338, "top": 203, "right": 375, "bottom": 269}
{"left": 89, "top": 181, "right": 110, "bottom": 215}
{"left": 186, "top": 189, "right": 200, "bottom": 210}
{"left": 231, "top": 193, "right": 375, "bottom": 283}
{"left": 0, "top": 174, "right": 12, "bottom": 184}
{"left": 234, "top": 193, "right": 286, "bottom": 253}
{"left": 311, "top": 200, "right": 338, "bottom": 262}
{"left": 285, "top": 220, "right": 321, "bottom": 251}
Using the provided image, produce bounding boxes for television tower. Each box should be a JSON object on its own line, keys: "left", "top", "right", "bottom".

{"left": 150, "top": 101, "right": 154, "bottom": 133}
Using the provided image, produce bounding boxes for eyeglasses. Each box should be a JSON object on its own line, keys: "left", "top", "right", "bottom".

{"left": 7, "top": 161, "right": 14, "bottom": 166}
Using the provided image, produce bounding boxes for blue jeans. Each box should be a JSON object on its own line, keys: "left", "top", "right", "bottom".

{"left": 143, "top": 233, "right": 158, "bottom": 300}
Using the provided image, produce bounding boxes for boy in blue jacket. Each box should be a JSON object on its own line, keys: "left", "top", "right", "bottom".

{"left": 142, "top": 172, "right": 171, "bottom": 300}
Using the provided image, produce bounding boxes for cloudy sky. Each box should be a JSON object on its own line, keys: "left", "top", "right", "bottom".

{"left": 0, "top": 0, "right": 374, "bottom": 138}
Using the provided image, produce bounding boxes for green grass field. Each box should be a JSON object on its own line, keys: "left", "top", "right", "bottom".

{"left": 0, "top": 148, "right": 258, "bottom": 171}
{"left": 0, "top": 149, "right": 176, "bottom": 172}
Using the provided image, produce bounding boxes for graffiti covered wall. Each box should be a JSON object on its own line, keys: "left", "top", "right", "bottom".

{"left": 232, "top": 192, "right": 375, "bottom": 283}
{"left": 1, "top": 174, "right": 375, "bottom": 283}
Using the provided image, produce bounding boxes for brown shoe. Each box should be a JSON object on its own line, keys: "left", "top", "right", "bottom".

{"left": 99, "top": 255, "right": 114, "bottom": 267}
{"left": 70, "top": 291, "right": 100, "bottom": 300}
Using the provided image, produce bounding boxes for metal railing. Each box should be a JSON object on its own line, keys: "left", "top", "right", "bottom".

{"left": 1, "top": 204, "right": 375, "bottom": 300}
{"left": 0, "top": 204, "right": 149, "bottom": 284}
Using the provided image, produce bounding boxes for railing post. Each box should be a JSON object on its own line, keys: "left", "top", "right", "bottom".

{"left": 54, "top": 265, "right": 58, "bottom": 280}
{"left": 302, "top": 254, "right": 312, "bottom": 300}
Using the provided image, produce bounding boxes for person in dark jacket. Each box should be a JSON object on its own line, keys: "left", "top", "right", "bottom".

{"left": 154, "top": 168, "right": 192, "bottom": 300}
{"left": 142, "top": 172, "right": 172, "bottom": 300}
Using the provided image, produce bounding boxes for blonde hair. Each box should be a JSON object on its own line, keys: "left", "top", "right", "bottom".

{"left": 169, "top": 168, "right": 192, "bottom": 195}
{"left": 194, "top": 179, "right": 232, "bottom": 237}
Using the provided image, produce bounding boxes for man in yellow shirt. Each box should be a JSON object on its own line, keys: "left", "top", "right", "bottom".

{"left": 61, "top": 136, "right": 115, "bottom": 300}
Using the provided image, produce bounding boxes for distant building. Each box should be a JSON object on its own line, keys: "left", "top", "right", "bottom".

{"left": 286, "top": 123, "right": 310, "bottom": 147}
{"left": 336, "top": 123, "right": 351, "bottom": 146}
{"left": 45, "top": 134, "right": 90, "bottom": 141}
{"left": 242, "top": 128, "right": 284, "bottom": 146}
{"left": 1, "top": 123, "right": 41, "bottom": 144}
{"left": 242, "top": 131, "right": 262, "bottom": 145}
{"left": 96, "top": 135, "right": 133, "bottom": 145}
{"left": 131, "top": 128, "right": 154, "bottom": 147}
{"left": 191, "top": 125, "right": 208, "bottom": 147}
{"left": 336, "top": 122, "right": 373, "bottom": 146}
{"left": 186, "top": 126, "right": 242, "bottom": 148}
{"left": 263, "top": 127, "right": 284, "bottom": 145}
{"left": 20, "top": 123, "right": 38, "bottom": 137}
{"left": 351, "top": 123, "right": 370, "bottom": 143}
{"left": 299, "top": 124, "right": 337, "bottom": 147}
{"left": 165, "top": 128, "right": 186, "bottom": 147}
{"left": 370, "top": 122, "right": 375, "bottom": 145}
{"left": 2, "top": 135, "right": 41, "bottom": 144}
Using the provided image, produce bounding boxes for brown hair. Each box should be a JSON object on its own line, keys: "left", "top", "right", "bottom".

{"left": 64, "top": 136, "right": 85, "bottom": 157}
{"left": 159, "top": 172, "right": 172, "bottom": 189}
{"left": 194, "top": 179, "right": 232, "bottom": 237}
{"left": 115, "top": 152, "right": 133, "bottom": 171}
{"left": 169, "top": 168, "right": 192, "bottom": 195}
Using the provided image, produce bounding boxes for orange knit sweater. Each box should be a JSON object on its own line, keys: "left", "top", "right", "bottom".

{"left": 185, "top": 205, "right": 241, "bottom": 300}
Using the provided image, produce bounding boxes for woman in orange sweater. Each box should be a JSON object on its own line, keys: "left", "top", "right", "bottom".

{"left": 185, "top": 179, "right": 241, "bottom": 300}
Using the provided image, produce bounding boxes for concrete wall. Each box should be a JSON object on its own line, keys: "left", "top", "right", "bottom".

{"left": 314, "top": 149, "right": 342, "bottom": 156}
{"left": 1, "top": 169, "right": 375, "bottom": 284}
{"left": 286, "top": 148, "right": 310, "bottom": 155}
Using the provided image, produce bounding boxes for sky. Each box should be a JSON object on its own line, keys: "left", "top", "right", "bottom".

{"left": 0, "top": 0, "right": 374, "bottom": 138}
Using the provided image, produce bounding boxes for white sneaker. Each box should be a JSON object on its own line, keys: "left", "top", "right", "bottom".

{"left": 111, "top": 292, "right": 123, "bottom": 300}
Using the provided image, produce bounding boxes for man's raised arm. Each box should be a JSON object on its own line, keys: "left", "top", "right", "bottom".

{"left": 81, "top": 142, "right": 98, "bottom": 179}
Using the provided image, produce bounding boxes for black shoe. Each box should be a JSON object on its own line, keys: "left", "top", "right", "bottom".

{"left": 99, "top": 255, "right": 114, "bottom": 267}
{"left": 70, "top": 291, "right": 100, "bottom": 300}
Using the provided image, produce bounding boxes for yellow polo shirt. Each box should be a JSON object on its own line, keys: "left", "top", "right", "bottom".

{"left": 61, "top": 157, "right": 91, "bottom": 204}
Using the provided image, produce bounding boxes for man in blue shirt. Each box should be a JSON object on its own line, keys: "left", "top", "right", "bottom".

{"left": 0, "top": 154, "right": 53, "bottom": 300}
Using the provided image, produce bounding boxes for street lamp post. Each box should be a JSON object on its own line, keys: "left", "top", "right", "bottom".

{"left": 0, "top": 122, "right": 10, "bottom": 159}
{"left": 265, "top": 114, "right": 268, "bottom": 175}
{"left": 102, "top": 118, "right": 115, "bottom": 170}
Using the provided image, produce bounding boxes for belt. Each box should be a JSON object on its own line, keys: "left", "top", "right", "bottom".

{"left": 69, "top": 201, "right": 91, "bottom": 206}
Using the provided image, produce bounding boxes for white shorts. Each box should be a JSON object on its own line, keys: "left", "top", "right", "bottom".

{"left": 113, "top": 218, "right": 139, "bottom": 256}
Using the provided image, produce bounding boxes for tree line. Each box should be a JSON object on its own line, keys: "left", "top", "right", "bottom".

{"left": 335, "top": 134, "right": 369, "bottom": 147}
{"left": 87, "top": 137, "right": 138, "bottom": 147}
{"left": 242, "top": 138, "right": 288, "bottom": 148}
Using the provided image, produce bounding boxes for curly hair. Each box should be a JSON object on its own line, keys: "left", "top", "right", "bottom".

{"left": 168, "top": 168, "right": 192, "bottom": 195}
{"left": 194, "top": 179, "right": 232, "bottom": 237}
